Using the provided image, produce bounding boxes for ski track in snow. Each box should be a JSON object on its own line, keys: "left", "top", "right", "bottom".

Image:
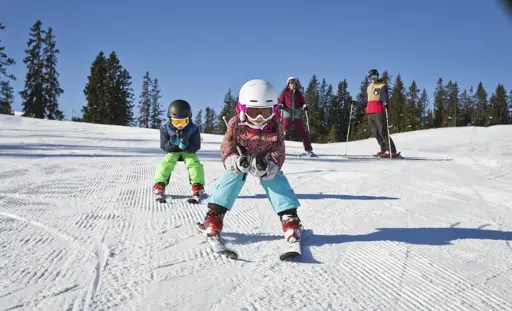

{"left": 1, "top": 115, "right": 512, "bottom": 310}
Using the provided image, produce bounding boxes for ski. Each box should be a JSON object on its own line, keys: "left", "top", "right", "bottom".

{"left": 286, "top": 153, "right": 319, "bottom": 158}
{"left": 279, "top": 228, "right": 303, "bottom": 261}
{"left": 195, "top": 222, "right": 238, "bottom": 259}
{"left": 187, "top": 192, "right": 208, "bottom": 204}
{"left": 375, "top": 151, "right": 402, "bottom": 159}
{"left": 155, "top": 194, "right": 167, "bottom": 203}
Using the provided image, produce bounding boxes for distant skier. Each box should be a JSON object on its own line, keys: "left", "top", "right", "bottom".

{"left": 360, "top": 69, "right": 398, "bottom": 157}
{"left": 277, "top": 76, "right": 316, "bottom": 157}
{"left": 200, "top": 79, "right": 302, "bottom": 247}
{"left": 153, "top": 99, "right": 205, "bottom": 202}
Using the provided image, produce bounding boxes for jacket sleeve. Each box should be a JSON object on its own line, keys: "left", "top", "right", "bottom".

{"left": 160, "top": 125, "right": 181, "bottom": 153}
{"left": 278, "top": 91, "right": 286, "bottom": 107}
{"left": 185, "top": 127, "right": 201, "bottom": 153}
{"left": 220, "top": 115, "right": 240, "bottom": 167}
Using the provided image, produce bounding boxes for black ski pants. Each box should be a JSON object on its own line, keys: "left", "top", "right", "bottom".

{"left": 368, "top": 112, "right": 396, "bottom": 153}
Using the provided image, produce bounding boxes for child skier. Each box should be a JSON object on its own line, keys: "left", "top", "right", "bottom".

{"left": 153, "top": 99, "right": 205, "bottom": 203}
{"left": 198, "top": 79, "right": 302, "bottom": 258}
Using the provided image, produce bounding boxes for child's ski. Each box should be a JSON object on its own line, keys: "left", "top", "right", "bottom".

{"left": 279, "top": 228, "right": 303, "bottom": 261}
{"left": 155, "top": 194, "right": 166, "bottom": 203}
{"left": 195, "top": 222, "right": 238, "bottom": 259}
{"left": 187, "top": 193, "right": 207, "bottom": 204}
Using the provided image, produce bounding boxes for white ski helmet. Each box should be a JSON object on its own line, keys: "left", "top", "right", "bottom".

{"left": 237, "top": 79, "right": 278, "bottom": 127}
{"left": 287, "top": 76, "right": 296, "bottom": 84}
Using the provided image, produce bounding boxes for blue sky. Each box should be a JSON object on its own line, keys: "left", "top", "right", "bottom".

{"left": 1, "top": 0, "right": 511, "bottom": 119}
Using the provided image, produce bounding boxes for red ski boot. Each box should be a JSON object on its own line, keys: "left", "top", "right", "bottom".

{"left": 153, "top": 182, "right": 166, "bottom": 202}
{"left": 188, "top": 183, "right": 205, "bottom": 204}
{"left": 202, "top": 209, "right": 224, "bottom": 238}
{"left": 279, "top": 214, "right": 303, "bottom": 260}
{"left": 280, "top": 214, "right": 302, "bottom": 243}
{"left": 192, "top": 183, "right": 204, "bottom": 196}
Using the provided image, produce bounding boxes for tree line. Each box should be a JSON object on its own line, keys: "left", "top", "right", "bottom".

{"left": 2, "top": 20, "right": 511, "bottom": 144}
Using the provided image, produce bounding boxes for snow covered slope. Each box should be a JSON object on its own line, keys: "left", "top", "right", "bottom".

{"left": 1, "top": 114, "right": 511, "bottom": 311}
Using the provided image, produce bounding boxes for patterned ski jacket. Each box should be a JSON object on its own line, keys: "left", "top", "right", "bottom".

{"left": 221, "top": 115, "right": 286, "bottom": 170}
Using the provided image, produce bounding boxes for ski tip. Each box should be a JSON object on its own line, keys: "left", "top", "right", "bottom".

{"left": 279, "top": 251, "right": 301, "bottom": 261}
{"left": 220, "top": 250, "right": 239, "bottom": 259}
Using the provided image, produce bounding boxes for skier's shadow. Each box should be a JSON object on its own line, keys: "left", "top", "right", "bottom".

{"left": 300, "top": 225, "right": 512, "bottom": 264}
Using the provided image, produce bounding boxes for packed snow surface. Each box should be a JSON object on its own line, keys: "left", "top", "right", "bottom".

{"left": 1, "top": 114, "right": 511, "bottom": 310}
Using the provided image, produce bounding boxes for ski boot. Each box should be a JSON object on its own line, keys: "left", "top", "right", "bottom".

{"left": 200, "top": 208, "right": 224, "bottom": 238}
{"left": 154, "top": 182, "right": 166, "bottom": 203}
{"left": 188, "top": 183, "right": 205, "bottom": 204}
{"left": 281, "top": 214, "right": 302, "bottom": 243}
{"left": 305, "top": 149, "right": 318, "bottom": 157}
{"left": 279, "top": 214, "right": 303, "bottom": 260}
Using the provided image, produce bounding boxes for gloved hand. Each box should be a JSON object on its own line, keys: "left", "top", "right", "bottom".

{"left": 170, "top": 135, "right": 180, "bottom": 147}
{"left": 250, "top": 154, "right": 279, "bottom": 180}
{"left": 178, "top": 137, "right": 189, "bottom": 149}
{"left": 301, "top": 104, "right": 308, "bottom": 111}
{"left": 224, "top": 154, "right": 252, "bottom": 174}
{"left": 236, "top": 154, "right": 251, "bottom": 173}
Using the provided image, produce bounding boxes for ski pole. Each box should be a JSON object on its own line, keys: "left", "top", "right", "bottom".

{"left": 344, "top": 102, "right": 353, "bottom": 156}
{"left": 385, "top": 107, "right": 392, "bottom": 159}
{"left": 305, "top": 110, "right": 311, "bottom": 133}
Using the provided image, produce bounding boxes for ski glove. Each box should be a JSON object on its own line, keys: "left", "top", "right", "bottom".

{"left": 225, "top": 154, "right": 252, "bottom": 174}
{"left": 170, "top": 135, "right": 180, "bottom": 147}
{"left": 178, "top": 138, "right": 189, "bottom": 149}
{"left": 250, "top": 155, "right": 279, "bottom": 180}
{"left": 301, "top": 105, "right": 308, "bottom": 111}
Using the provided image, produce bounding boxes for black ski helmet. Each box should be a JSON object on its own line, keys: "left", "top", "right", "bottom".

{"left": 167, "top": 99, "right": 192, "bottom": 119}
{"left": 368, "top": 69, "right": 379, "bottom": 77}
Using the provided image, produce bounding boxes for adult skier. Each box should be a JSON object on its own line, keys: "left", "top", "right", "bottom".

{"left": 277, "top": 76, "right": 316, "bottom": 157}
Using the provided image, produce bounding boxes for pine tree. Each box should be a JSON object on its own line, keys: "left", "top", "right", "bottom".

{"left": 0, "top": 23, "right": 15, "bottom": 115}
{"left": 317, "top": 79, "right": 329, "bottom": 140}
{"left": 138, "top": 71, "right": 151, "bottom": 128}
{"left": 340, "top": 79, "right": 353, "bottom": 141}
{"left": 388, "top": 73, "right": 406, "bottom": 133}
{"left": 326, "top": 82, "right": 342, "bottom": 142}
{"left": 418, "top": 88, "right": 429, "bottom": 129}
{"left": 458, "top": 89, "right": 473, "bottom": 126}
{"left": 42, "top": 27, "right": 63, "bottom": 120}
{"left": 433, "top": 78, "right": 446, "bottom": 127}
{"left": 0, "top": 81, "right": 14, "bottom": 115}
{"left": 445, "top": 81, "right": 460, "bottom": 127}
{"left": 194, "top": 109, "right": 203, "bottom": 133}
{"left": 83, "top": 51, "right": 108, "bottom": 123}
{"left": 204, "top": 106, "right": 217, "bottom": 134}
{"left": 352, "top": 76, "right": 370, "bottom": 140}
{"left": 509, "top": 90, "right": 512, "bottom": 123}
{"left": 0, "top": 23, "right": 15, "bottom": 81}
{"left": 105, "top": 51, "right": 134, "bottom": 126}
{"left": 493, "top": 84, "right": 508, "bottom": 124}
{"left": 20, "top": 20, "right": 45, "bottom": 118}
{"left": 218, "top": 88, "right": 236, "bottom": 132}
{"left": 405, "top": 80, "right": 420, "bottom": 131}
{"left": 303, "top": 75, "right": 320, "bottom": 142}
{"left": 149, "top": 78, "right": 163, "bottom": 129}
{"left": 473, "top": 82, "right": 488, "bottom": 126}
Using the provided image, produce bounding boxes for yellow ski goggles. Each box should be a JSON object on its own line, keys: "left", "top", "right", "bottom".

{"left": 171, "top": 117, "right": 189, "bottom": 128}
